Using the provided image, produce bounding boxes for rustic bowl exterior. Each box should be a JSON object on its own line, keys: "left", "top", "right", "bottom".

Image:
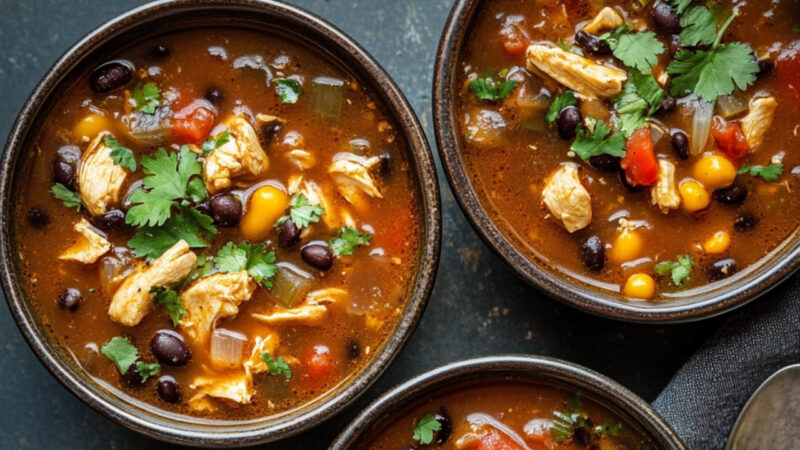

{"left": 0, "top": 0, "right": 440, "bottom": 446}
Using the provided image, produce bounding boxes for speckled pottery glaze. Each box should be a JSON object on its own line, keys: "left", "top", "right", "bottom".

{"left": 432, "top": 0, "right": 800, "bottom": 323}
{"left": 0, "top": 0, "right": 440, "bottom": 446}
{"left": 331, "top": 355, "right": 687, "bottom": 449}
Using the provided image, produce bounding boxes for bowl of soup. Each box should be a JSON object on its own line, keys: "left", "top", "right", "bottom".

{"left": 434, "top": 0, "right": 800, "bottom": 321}
{"left": 331, "top": 355, "right": 685, "bottom": 449}
{"left": 0, "top": 0, "right": 440, "bottom": 445}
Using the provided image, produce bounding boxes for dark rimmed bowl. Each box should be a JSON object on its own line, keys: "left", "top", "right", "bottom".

{"left": 0, "top": 0, "right": 440, "bottom": 446}
{"left": 433, "top": 0, "right": 800, "bottom": 323}
{"left": 331, "top": 355, "right": 686, "bottom": 449}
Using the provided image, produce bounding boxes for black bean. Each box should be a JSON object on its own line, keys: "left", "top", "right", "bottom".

{"left": 378, "top": 151, "right": 392, "bottom": 178}
{"left": 708, "top": 258, "right": 737, "bottom": 281}
{"left": 149, "top": 44, "right": 170, "bottom": 60}
{"left": 301, "top": 243, "right": 334, "bottom": 270}
{"left": 204, "top": 87, "right": 222, "bottom": 105}
{"left": 557, "top": 106, "right": 583, "bottom": 141}
{"left": 259, "top": 118, "right": 284, "bottom": 144}
{"left": 757, "top": 59, "right": 775, "bottom": 77}
{"left": 667, "top": 34, "right": 682, "bottom": 57}
{"left": 653, "top": 3, "right": 681, "bottom": 33}
{"left": 574, "top": 31, "right": 611, "bottom": 56}
{"left": 580, "top": 236, "right": 605, "bottom": 271}
{"left": 92, "top": 209, "right": 127, "bottom": 233}
{"left": 346, "top": 338, "right": 360, "bottom": 360}
{"left": 659, "top": 96, "right": 676, "bottom": 114}
{"left": 27, "top": 207, "right": 50, "bottom": 229}
{"left": 433, "top": 407, "right": 453, "bottom": 445}
{"left": 150, "top": 331, "right": 191, "bottom": 366}
{"left": 158, "top": 376, "right": 181, "bottom": 403}
{"left": 671, "top": 130, "right": 690, "bottom": 160}
{"left": 277, "top": 219, "right": 301, "bottom": 248}
{"left": 573, "top": 426, "right": 592, "bottom": 446}
{"left": 57, "top": 145, "right": 81, "bottom": 165}
{"left": 90, "top": 60, "right": 134, "bottom": 93}
{"left": 58, "top": 288, "right": 82, "bottom": 311}
{"left": 734, "top": 212, "right": 758, "bottom": 232}
{"left": 588, "top": 154, "right": 621, "bottom": 172}
{"left": 210, "top": 193, "right": 242, "bottom": 227}
{"left": 194, "top": 202, "right": 211, "bottom": 216}
{"left": 121, "top": 360, "right": 146, "bottom": 386}
{"left": 52, "top": 160, "right": 77, "bottom": 190}
{"left": 714, "top": 184, "right": 748, "bottom": 205}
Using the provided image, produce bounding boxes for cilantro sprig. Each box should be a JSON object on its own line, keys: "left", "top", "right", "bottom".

{"left": 570, "top": 117, "right": 626, "bottom": 161}
{"left": 214, "top": 241, "right": 278, "bottom": 287}
{"left": 100, "top": 337, "right": 139, "bottom": 374}
{"left": 613, "top": 70, "right": 665, "bottom": 137}
{"left": 151, "top": 286, "right": 186, "bottom": 326}
{"left": 50, "top": 183, "right": 82, "bottom": 211}
{"left": 128, "top": 204, "right": 217, "bottom": 260}
{"left": 412, "top": 413, "right": 442, "bottom": 445}
{"left": 678, "top": 6, "right": 717, "bottom": 46}
{"left": 599, "top": 25, "right": 665, "bottom": 72}
{"left": 201, "top": 130, "right": 231, "bottom": 156}
{"left": 275, "top": 194, "right": 325, "bottom": 229}
{"left": 132, "top": 82, "right": 161, "bottom": 114}
{"left": 654, "top": 254, "right": 693, "bottom": 286}
{"left": 260, "top": 351, "right": 292, "bottom": 379}
{"left": 739, "top": 164, "right": 783, "bottom": 182}
{"left": 105, "top": 137, "right": 137, "bottom": 171}
{"left": 546, "top": 91, "right": 578, "bottom": 123}
{"left": 329, "top": 227, "right": 372, "bottom": 257}
{"left": 468, "top": 72, "right": 519, "bottom": 101}
{"left": 274, "top": 78, "right": 302, "bottom": 104}
{"left": 552, "top": 393, "right": 588, "bottom": 443}
{"left": 136, "top": 361, "right": 161, "bottom": 381}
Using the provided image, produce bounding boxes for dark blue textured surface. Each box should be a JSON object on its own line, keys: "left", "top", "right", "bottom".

{"left": 0, "top": 1, "right": 721, "bottom": 448}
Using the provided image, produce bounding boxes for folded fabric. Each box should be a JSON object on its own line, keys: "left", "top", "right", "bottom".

{"left": 653, "top": 274, "right": 800, "bottom": 449}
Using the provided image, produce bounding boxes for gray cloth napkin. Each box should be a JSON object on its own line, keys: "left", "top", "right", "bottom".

{"left": 653, "top": 274, "right": 800, "bottom": 449}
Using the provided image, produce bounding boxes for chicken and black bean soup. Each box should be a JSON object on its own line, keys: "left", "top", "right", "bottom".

{"left": 16, "top": 28, "right": 420, "bottom": 418}
{"left": 362, "top": 382, "right": 653, "bottom": 449}
{"left": 456, "top": 0, "right": 800, "bottom": 299}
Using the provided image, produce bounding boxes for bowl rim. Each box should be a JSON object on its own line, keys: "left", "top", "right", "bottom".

{"left": 0, "top": 0, "right": 441, "bottom": 446}
{"left": 432, "top": 0, "right": 800, "bottom": 323}
{"left": 330, "top": 354, "right": 687, "bottom": 449}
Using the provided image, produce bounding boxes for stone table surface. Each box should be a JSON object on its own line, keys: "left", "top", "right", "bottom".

{"left": 0, "top": 0, "right": 725, "bottom": 448}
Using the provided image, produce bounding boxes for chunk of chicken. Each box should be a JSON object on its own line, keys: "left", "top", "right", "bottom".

{"left": 741, "top": 97, "right": 777, "bottom": 152}
{"left": 329, "top": 153, "right": 383, "bottom": 208}
{"left": 650, "top": 160, "right": 681, "bottom": 213}
{"left": 108, "top": 240, "right": 196, "bottom": 326}
{"left": 582, "top": 7, "right": 623, "bottom": 34}
{"left": 541, "top": 165, "right": 592, "bottom": 233}
{"left": 243, "top": 332, "right": 280, "bottom": 376}
{"left": 204, "top": 116, "right": 270, "bottom": 194}
{"left": 180, "top": 271, "right": 256, "bottom": 345}
{"left": 79, "top": 131, "right": 129, "bottom": 216}
{"left": 526, "top": 44, "right": 627, "bottom": 99}
{"left": 286, "top": 149, "right": 316, "bottom": 170}
{"left": 58, "top": 218, "right": 111, "bottom": 264}
{"left": 189, "top": 374, "right": 252, "bottom": 412}
{"left": 251, "top": 288, "right": 345, "bottom": 326}
{"left": 287, "top": 175, "right": 355, "bottom": 228}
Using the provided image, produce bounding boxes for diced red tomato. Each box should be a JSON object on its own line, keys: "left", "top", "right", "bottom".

{"left": 475, "top": 429, "right": 525, "bottom": 450}
{"left": 171, "top": 101, "right": 215, "bottom": 145}
{"left": 777, "top": 46, "right": 800, "bottom": 104}
{"left": 620, "top": 128, "right": 658, "bottom": 187}
{"left": 501, "top": 33, "right": 528, "bottom": 56}
{"left": 712, "top": 116, "right": 750, "bottom": 160}
{"left": 304, "top": 344, "right": 333, "bottom": 384}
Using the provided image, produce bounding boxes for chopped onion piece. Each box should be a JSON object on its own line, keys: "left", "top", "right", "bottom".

{"left": 98, "top": 247, "right": 136, "bottom": 294}
{"left": 716, "top": 94, "right": 749, "bottom": 119}
{"left": 691, "top": 101, "right": 713, "bottom": 155}
{"left": 271, "top": 263, "right": 314, "bottom": 307}
{"left": 649, "top": 122, "right": 667, "bottom": 145}
{"left": 209, "top": 329, "right": 247, "bottom": 368}
{"left": 311, "top": 76, "right": 344, "bottom": 122}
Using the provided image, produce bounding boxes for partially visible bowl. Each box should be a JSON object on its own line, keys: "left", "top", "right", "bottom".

{"left": 331, "top": 355, "right": 686, "bottom": 449}
{"left": 0, "top": 0, "right": 440, "bottom": 446}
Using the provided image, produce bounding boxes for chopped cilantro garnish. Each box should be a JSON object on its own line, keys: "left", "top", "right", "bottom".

{"left": 128, "top": 204, "right": 216, "bottom": 260}
{"left": 670, "top": 0, "right": 692, "bottom": 15}
{"left": 151, "top": 286, "right": 186, "bottom": 326}
{"left": 329, "top": 227, "right": 372, "bottom": 256}
{"left": 595, "top": 422, "right": 623, "bottom": 436}
{"left": 412, "top": 413, "right": 442, "bottom": 445}
{"left": 552, "top": 393, "right": 588, "bottom": 443}
{"left": 214, "top": 241, "right": 278, "bottom": 287}
{"left": 201, "top": 130, "right": 231, "bottom": 156}
{"left": 613, "top": 70, "right": 665, "bottom": 137}
{"left": 135, "top": 361, "right": 161, "bottom": 381}
{"left": 260, "top": 351, "right": 292, "bottom": 379}
{"left": 557, "top": 38, "right": 572, "bottom": 52}
{"left": 599, "top": 25, "right": 665, "bottom": 72}
{"left": 468, "top": 73, "right": 519, "bottom": 101}
{"left": 275, "top": 194, "right": 325, "bottom": 229}
{"left": 678, "top": 6, "right": 717, "bottom": 47}
{"left": 274, "top": 78, "right": 302, "bottom": 104}
{"left": 739, "top": 164, "right": 783, "bottom": 182}
{"left": 794, "top": 25, "right": 800, "bottom": 33}
{"left": 570, "top": 118, "right": 626, "bottom": 161}
{"left": 546, "top": 91, "right": 578, "bottom": 123}
{"left": 50, "top": 183, "right": 82, "bottom": 211}
{"left": 100, "top": 337, "right": 138, "bottom": 374}
{"left": 105, "top": 138, "right": 137, "bottom": 171}
{"left": 654, "top": 254, "right": 693, "bottom": 286}
{"left": 132, "top": 82, "right": 161, "bottom": 114}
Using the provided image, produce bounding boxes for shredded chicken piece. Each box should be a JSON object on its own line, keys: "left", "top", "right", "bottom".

{"left": 582, "top": 7, "right": 623, "bottom": 34}
{"left": 541, "top": 165, "right": 592, "bottom": 233}
{"left": 79, "top": 131, "right": 129, "bottom": 216}
{"left": 286, "top": 149, "right": 316, "bottom": 170}
{"left": 189, "top": 374, "right": 253, "bottom": 412}
{"left": 650, "top": 160, "right": 681, "bottom": 213}
{"left": 243, "top": 332, "right": 280, "bottom": 376}
{"left": 180, "top": 271, "right": 256, "bottom": 345}
{"left": 204, "top": 116, "right": 270, "bottom": 194}
{"left": 108, "top": 240, "right": 196, "bottom": 326}
{"left": 58, "top": 218, "right": 111, "bottom": 264}
{"left": 526, "top": 44, "right": 627, "bottom": 99}
{"left": 741, "top": 97, "right": 777, "bottom": 152}
{"left": 251, "top": 288, "right": 345, "bottom": 326}
{"left": 329, "top": 153, "right": 383, "bottom": 208}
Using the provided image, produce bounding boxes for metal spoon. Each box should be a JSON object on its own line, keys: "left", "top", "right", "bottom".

{"left": 726, "top": 364, "right": 800, "bottom": 450}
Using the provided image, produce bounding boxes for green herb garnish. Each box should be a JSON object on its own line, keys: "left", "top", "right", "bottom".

{"left": 599, "top": 25, "right": 665, "bottom": 72}
{"left": 275, "top": 193, "right": 325, "bottom": 229}
{"left": 274, "top": 78, "right": 302, "bottom": 104}
{"left": 654, "top": 254, "right": 693, "bottom": 286}
{"left": 105, "top": 138, "right": 137, "bottom": 171}
{"left": 50, "top": 183, "right": 82, "bottom": 211}
{"left": 329, "top": 227, "right": 372, "bottom": 257}
{"left": 214, "top": 242, "right": 278, "bottom": 287}
{"left": 100, "top": 337, "right": 139, "bottom": 374}
{"left": 132, "top": 82, "right": 161, "bottom": 114}
{"left": 570, "top": 118, "right": 626, "bottom": 161}
{"left": 412, "top": 413, "right": 442, "bottom": 445}
{"left": 128, "top": 204, "right": 216, "bottom": 260}
{"left": 613, "top": 70, "right": 665, "bottom": 137}
{"left": 151, "top": 286, "right": 186, "bottom": 326}
{"left": 739, "top": 163, "right": 783, "bottom": 182}
{"left": 468, "top": 73, "right": 519, "bottom": 101}
{"left": 135, "top": 361, "right": 161, "bottom": 381}
{"left": 546, "top": 91, "right": 578, "bottom": 123}
{"left": 595, "top": 422, "right": 623, "bottom": 436}
{"left": 260, "top": 351, "right": 292, "bottom": 379}
{"left": 201, "top": 130, "right": 231, "bottom": 156}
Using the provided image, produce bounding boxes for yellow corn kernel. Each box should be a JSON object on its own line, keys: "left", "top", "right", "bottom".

{"left": 240, "top": 185, "right": 289, "bottom": 241}
{"left": 692, "top": 154, "right": 736, "bottom": 190}
{"left": 73, "top": 114, "right": 112, "bottom": 142}
{"left": 623, "top": 273, "right": 655, "bottom": 299}
{"left": 610, "top": 230, "right": 644, "bottom": 264}
{"left": 703, "top": 231, "right": 731, "bottom": 255}
{"left": 679, "top": 180, "right": 710, "bottom": 212}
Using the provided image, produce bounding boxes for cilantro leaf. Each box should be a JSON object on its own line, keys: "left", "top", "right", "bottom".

{"left": 613, "top": 70, "right": 664, "bottom": 137}
{"left": 260, "top": 351, "right": 292, "bottom": 379}
{"left": 214, "top": 242, "right": 278, "bottom": 287}
{"left": 329, "top": 227, "right": 372, "bottom": 256}
{"left": 132, "top": 82, "right": 161, "bottom": 114}
{"left": 570, "top": 118, "right": 626, "bottom": 160}
{"left": 128, "top": 208, "right": 215, "bottom": 260}
{"left": 739, "top": 164, "right": 783, "bottom": 182}
{"left": 600, "top": 26, "right": 665, "bottom": 72}
{"left": 201, "top": 130, "right": 230, "bottom": 156}
{"left": 557, "top": 38, "right": 572, "bottom": 52}
{"left": 551, "top": 392, "right": 588, "bottom": 443}
{"left": 670, "top": 0, "right": 692, "bottom": 15}
{"left": 151, "top": 286, "right": 186, "bottom": 326}
{"left": 412, "top": 413, "right": 442, "bottom": 445}
{"left": 654, "top": 254, "right": 693, "bottom": 286}
{"left": 135, "top": 361, "right": 161, "bottom": 381}
{"left": 274, "top": 78, "right": 302, "bottom": 104}
{"left": 276, "top": 194, "right": 325, "bottom": 229}
{"left": 469, "top": 74, "right": 519, "bottom": 101}
{"left": 595, "top": 422, "right": 623, "bottom": 436}
{"left": 679, "top": 6, "right": 717, "bottom": 47}
{"left": 546, "top": 91, "right": 578, "bottom": 123}
{"left": 100, "top": 337, "right": 138, "bottom": 374}
{"left": 105, "top": 138, "right": 137, "bottom": 171}
{"left": 50, "top": 183, "right": 82, "bottom": 211}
